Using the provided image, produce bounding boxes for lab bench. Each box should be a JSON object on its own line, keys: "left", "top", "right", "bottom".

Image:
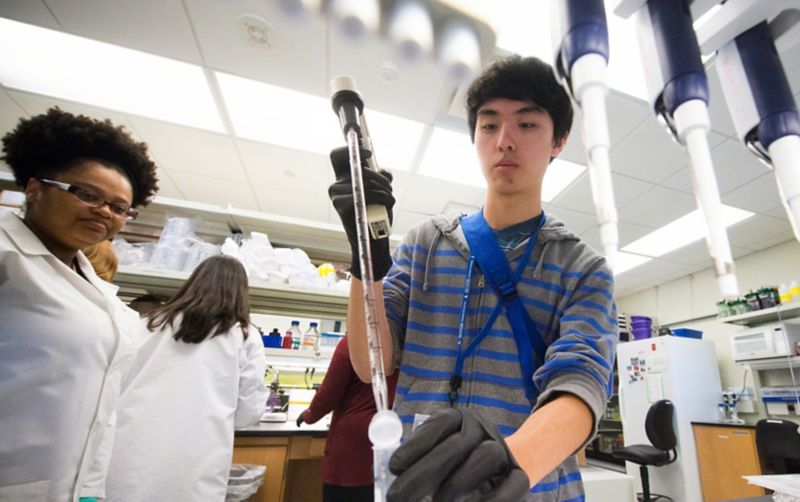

{"left": 233, "top": 421, "right": 328, "bottom": 502}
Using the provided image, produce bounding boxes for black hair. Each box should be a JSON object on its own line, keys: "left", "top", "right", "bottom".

{"left": 146, "top": 255, "right": 251, "bottom": 344}
{"left": 466, "top": 55, "right": 573, "bottom": 143}
{"left": 1, "top": 107, "right": 158, "bottom": 207}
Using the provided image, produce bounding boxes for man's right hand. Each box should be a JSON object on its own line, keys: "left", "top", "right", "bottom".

{"left": 328, "top": 146, "right": 395, "bottom": 281}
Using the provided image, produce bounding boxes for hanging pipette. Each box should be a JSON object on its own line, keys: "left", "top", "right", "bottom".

{"left": 616, "top": 0, "right": 740, "bottom": 299}
{"left": 330, "top": 76, "right": 403, "bottom": 502}
{"left": 552, "top": 0, "right": 620, "bottom": 270}
{"left": 697, "top": 13, "right": 800, "bottom": 243}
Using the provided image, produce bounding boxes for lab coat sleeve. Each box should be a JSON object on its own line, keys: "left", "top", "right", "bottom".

{"left": 234, "top": 327, "right": 268, "bottom": 429}
{"left": 78, "top": 411, "right": 116, "bottom": 500}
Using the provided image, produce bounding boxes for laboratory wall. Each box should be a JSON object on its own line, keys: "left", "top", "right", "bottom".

{"left": 617, "top": 238, "right": 800, "bottom": 419}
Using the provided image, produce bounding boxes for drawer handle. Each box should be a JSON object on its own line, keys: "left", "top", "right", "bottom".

{"left": 733, "top": 431, "right": 749, "bottom": 436}
{"left": 717, "top": 435, "right": 729, "bottom": 439}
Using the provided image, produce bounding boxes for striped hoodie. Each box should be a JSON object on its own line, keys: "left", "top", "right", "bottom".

{"left": 383, "top": 211, "right": 618, "bottom": 501}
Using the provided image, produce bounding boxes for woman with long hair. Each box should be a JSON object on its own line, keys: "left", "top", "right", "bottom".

{"left": 0, "top": 108, "right": 158, "bottom": 501}
{"left": 105, "top": 255, "right": 268, "bottom": 501}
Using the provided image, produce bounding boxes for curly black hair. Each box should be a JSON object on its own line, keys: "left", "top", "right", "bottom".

{"left": 466, "top": 55, "right": 573, "bottom": 144}
{"left": 1, "top": 107, "right": 159, "bottom": 207}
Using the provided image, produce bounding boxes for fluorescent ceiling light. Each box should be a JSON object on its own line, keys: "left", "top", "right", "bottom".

{"left": 0, "top": 17, "right": 224, "bottom": 132}
{"left": 542, "top": 159, "right": 585, "bottom": 202}
{"left": 613, "top": 251, "right": 652, "bottom": 275}
{"left": 417, "top": 127, "right": 485, "bottom": 187}
{"left": 622, "top": 205, "right": 754, "bottom": 257}
{"left": 216, "top": 72, "right": 423, "bottom": 171}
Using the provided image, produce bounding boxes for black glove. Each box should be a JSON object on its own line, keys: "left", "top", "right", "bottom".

{"left": 296, "top": 410, "right": 306, "bottom": 427}
{"left": 387, "top": 408, "right": 530, "bottom": 502}
{"left": 328, "top": 146, "right": 394, "bottom": 281}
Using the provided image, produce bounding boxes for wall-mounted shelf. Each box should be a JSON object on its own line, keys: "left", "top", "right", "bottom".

{"left": 737, "top": 355, "right": 800, "bottom": 371}
{"left": 721, "top": 302, "right": 800, "bottom": 327}
{"left": 264, "top": 347, "right": 334, "bottom": 372}
{"left": 115, "top": 265, "right": 349, "bottom": 319}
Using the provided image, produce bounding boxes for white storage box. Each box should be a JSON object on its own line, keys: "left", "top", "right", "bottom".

{"left": 226, "top": 464, "right": 266, "bottom": 501}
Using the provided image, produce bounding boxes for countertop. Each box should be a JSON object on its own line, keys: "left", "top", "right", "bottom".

{"left": 235, "top": 419, "right": 329, "bottom": 437}
{"left": 691, "top": 421, "right": 756, "bottom": 429}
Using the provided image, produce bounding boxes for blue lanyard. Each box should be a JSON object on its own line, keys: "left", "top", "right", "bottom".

{"left": 449, "top": 213, "right": 546, "bottom": 406}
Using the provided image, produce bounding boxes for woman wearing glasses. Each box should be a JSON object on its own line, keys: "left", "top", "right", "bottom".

{"left": 0, "top": 107, "right": 158, "bottom": 502}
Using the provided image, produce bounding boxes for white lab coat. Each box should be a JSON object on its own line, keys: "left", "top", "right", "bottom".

{"left": 104, "top": 316, "right": 268, "bottom": 501}
{"left": 0, "top": 210, "right": 143, "bottom": 502}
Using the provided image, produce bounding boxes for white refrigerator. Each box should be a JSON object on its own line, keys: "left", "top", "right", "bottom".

{"left": 617, "top": 336, "right": 722, "bottom": 502}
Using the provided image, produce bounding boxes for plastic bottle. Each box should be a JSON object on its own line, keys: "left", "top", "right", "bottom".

{"left": 791, "top": 281, "right": 800, "bottom": 302}
{"left": 779, "top": 283, "right": 791, "bottom": 304}
{"left": 301, "top": 322, "right": 321, "bottom": 351}
{"left": 288, "top": 320, "right": 302, "bottom": 350}
{"left": 281, "top": 330, "right": 294, "bottom": 349}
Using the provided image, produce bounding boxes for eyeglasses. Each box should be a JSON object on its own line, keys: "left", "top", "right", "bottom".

{"left": 38, "top": 178, "right": 139, "bottom": 220}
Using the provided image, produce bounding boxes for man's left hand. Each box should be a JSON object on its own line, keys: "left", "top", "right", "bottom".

{"left": 387, "top": 408, "right": 530, "bottom": 501}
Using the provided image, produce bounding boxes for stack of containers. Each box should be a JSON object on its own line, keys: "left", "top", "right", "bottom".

{"left": 630, "top": 315, "right": 653, "bottom": 340}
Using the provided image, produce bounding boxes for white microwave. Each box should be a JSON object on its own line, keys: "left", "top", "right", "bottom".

{"left": 731, "top": 322, "right": 800, "bottom": 362}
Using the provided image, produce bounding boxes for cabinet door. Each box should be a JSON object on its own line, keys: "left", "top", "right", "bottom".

{"left": 693, "top": 426, "right": 764, "bottom": 501}
{"left": 233, "top": 438, "right": 290, "bottom": 502}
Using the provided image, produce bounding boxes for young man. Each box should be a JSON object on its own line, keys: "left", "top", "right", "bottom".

{"left": 329, "top": 55, "right": 618, "bottom": 501}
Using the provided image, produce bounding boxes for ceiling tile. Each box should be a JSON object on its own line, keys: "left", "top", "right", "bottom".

{"left": 401, "top": 174, "right": 484, "bottom": 216}
{"left": 765, "top": 204, "right": 791, "bottom": 219}
{"left": 660, "top": 139, "right": 771, "bottom": 196}
{"left": 153, "top": 166, "right": 184, "bottom": 200}
{"left": 605, "top": 90, "right": 650, "bottom": 147}
{"left": 722, "top": 172, "right": 782, "bottom": 214}
{"left": 186, "top": 0, "right": 328, "bottom": 97}
{"left": 749, "top": 233, "right": 795, "bottom": 252}
{"left": 252, "top": 185, "right": 330, "bottom": 222}
{"left": 558, "top": 120, "right": 587, "bottom": 166}
{"left": 328, "top": 23, "right": 449, "bottom": 124}
{"left": 7, "top": 90, "right": 138, "bottom": 138}
{"left": 551, "top": 172, "right": 655, "bottom": 213}
{"left": 580, "top": 219, "right": 655, "bottom": 250}
{"left": 45, "top": 0, "right": 202, "bottom": 64}
{"left": 619, "top": 257, "right": 694, "bottom": 281}
{"left": 727, "top": 214, "right": 792, "bottom": 249}
{"left": 127, "top": 116, "right": 247, "bottom": 182}
{"left": 781, "top": 42, "right": 800, "bottom": 97}
{"left": 0, "top": 87, "right": 27, "bottom": 137}
{"left": 0, "top": 0, "right": 59, "bottom": 30}
{"left": 236, "top": 139, "right": 329, "bottom": 195}
{"left": 656, "top": 238, "right": 751, "bottom": 270}
{"left": 543, "top": 205, "right": 598, "bottom": 236}
{"left": 617, "top": 186, "right": 696, "bottom": 227}
{"left": 705, "top": 139, "right": 770, "bottom": 194}
{"left": 167, "top": 171, "right": 259, "bottom": 211}
{"left": 706, "top": 66, "right": 737, "bottom": 139}
{"left": 609, "top": 118, "right": 686, "bottom": 182}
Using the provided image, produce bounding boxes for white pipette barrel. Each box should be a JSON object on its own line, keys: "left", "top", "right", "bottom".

{"left": 673, "top": 100, "right": 739, "bottom": 299}
{"left": 552, "top": 0, "right": 620, "bottom": 269}
{"left": 769, "top": 135, "right": 800, "bottom": 242}
{"left": 571, "top": 53, "right": 619, "bottom": 269}
{"left": 346, "top": 125, "right": 403, "bottom": 502}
